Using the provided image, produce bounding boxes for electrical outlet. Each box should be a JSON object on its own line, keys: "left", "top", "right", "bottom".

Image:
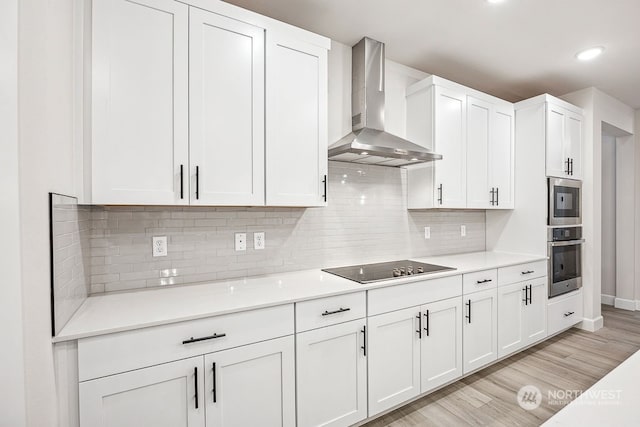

{"left": 235, "top": 233, "right": 247, "bottom": 251}
{"left": 254, "top": 232, "right": 265, "bottom": 250}
{"left": 460, "top": 225, "right": 466, "bottom": 237}
{"left": 424, "top": 226, "right": 431, "bottom": 239}
{"left": 152, "top": 236, "right": 168, "bottom": 257}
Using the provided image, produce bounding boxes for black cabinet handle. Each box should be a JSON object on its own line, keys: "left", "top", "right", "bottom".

{"left": 321, "top": 307, "right": 350, "bottom": 316}
{"left": 322, "top": 174, "right": 327, "bottom": 202}
{"left": 495, "top": 187, "right": 499, "bottom": 206}
{"left": 490, "top": 188, "right": 495, "bottom": 206}
{"left": 195, "top": 166, "right": 200, "bottom": 200}
{"left": 521, "top": 270, "right": 534, "bottom": 275}
{"left": 416, "top": 312, "right": 422, "bottom": 339}
{"left": 437, "top": 184, "right": 443, "bottom": 205}
{"left": 212, "top": 362, "right": 217, "bottom": 403}
{"left": 194, "top": 366, "right": 199, "bottom": 409}
{"left": 528, "top": 284, "right": 532, "bottom": 304}
{"left": 565, "top": 158, "right": 571, "bottom": 175}
{"left": 522, "top": 287, "right": 528, "bottom": 305}
{"left": 564, "top": 311, "right": 575, "bottom": 317}
{"left": 361, "top": 325, "right": 367, "bottom": 356}
{"left": 180, "top": 164, "right": 184, "bottom": 199}
{"left": 182, "top": 333, "right": 226, "bottom": 345}
{"left": 423, "top": 310, "right": 430, "bottom": 337}
{"left": 465, "top": 300, "right": 471, "bottom": 323}
{"left": 476, "top": 279, "right": 493, "bottom": 284}
{"left": 570, "top": 158, "right": 574, "bottom": 176}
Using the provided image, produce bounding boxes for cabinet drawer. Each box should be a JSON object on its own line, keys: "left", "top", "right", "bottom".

{"left": 368, "top": 275, "right": 462, "bottom": 316}
{"left": 498, "top": 260, "right": 547, "bottom": 286}
{"left": 463, "top": 269, "right": 497, "bottom": 294}
{"left": 296, "top": 292, "right": 366, "bottom": 333}
{"left": 78, "top": 304, "right": 293, "bottom": 381}
{"left": 547, "top": 290, "right": 583, "bottom": 336}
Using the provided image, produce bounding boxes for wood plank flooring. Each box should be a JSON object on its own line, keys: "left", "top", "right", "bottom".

{"left": 363, "top": 305, "right": 640, "bottom": 427}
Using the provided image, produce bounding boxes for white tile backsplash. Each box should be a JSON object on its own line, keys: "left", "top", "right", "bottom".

{"left": 84, "top": 161, "right": 485, "bottom": 294}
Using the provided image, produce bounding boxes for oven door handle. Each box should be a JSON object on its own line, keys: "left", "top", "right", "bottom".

{"left": 549, "top": 239, "right": 585, "bottom": 247}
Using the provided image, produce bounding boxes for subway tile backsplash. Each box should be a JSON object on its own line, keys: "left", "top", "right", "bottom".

{"left": 87, "top": 162, "right": 485, "bottom": 294}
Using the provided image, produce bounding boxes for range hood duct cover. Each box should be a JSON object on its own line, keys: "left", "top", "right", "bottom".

{"left": 328, "top": 37, "right": 442, "bottom": 167}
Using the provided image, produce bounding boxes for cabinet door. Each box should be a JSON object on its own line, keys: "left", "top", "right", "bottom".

{"left": 420, "top": 297, "right": 463, "bottom": 393}
{"left": 466, "top": 96, "right": 491, "bottom": 209}
{"left": 546, "top": 104, "right": 569, "bottom": 178}
{"left": 490, "top": 104, "right": 515, "bottom": 209}
{"left": 462, "top": 288, "right": 497, "bottom": 374}
{"left": 523, "top": 277, "right": 548, "bottom": 345}
{"left": 368, "top": 307, "right": 421, "bottom": 416}
{"left": 296, "top": 320, "right": 367, "bottom": 427}
{"left": 565, "top": 111, "right": 582, "bottom": 180}
{"left": 497, "top": 282, "right": 526, "bottom": 358}
{"left": 205, "top": 336, "right": 295, "bottom": 427}
{"left": 92, "top": 0, "right": 189, "bottom": 205}
{"left": 433, "top": 86, "right": 467, "bottom": 208}
{"left": 189, "top": 8, "right": 265, "bottom": 206}
{"left": 266, "top": 34, "right": 328, "bottom": 207}
{"left": 80, "top": 357, "right": 204, "bottom": 427}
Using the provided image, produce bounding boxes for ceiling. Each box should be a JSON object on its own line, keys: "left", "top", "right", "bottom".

{"left": 224, "top": 0, "right": 640, "bottom": 109}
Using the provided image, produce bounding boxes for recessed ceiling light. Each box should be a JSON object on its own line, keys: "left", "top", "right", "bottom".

{"left": 576, "top": 46, "right": 605, "bottom": 61}
{"left": 360, "top": 151, "right": 368, "bottom": 155}
{"left": 487, "top": 0, "right": 506, "bottom": 4}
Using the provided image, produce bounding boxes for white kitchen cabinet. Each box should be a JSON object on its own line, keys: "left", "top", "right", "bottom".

{"left": 498, "top": 278, "right": 547, "bottom": 358}
{"left": 296, "top": 319, "right": 367, "bottom": 427}
{"left": 91, "top": 0, "right": 189, "bottom": 205}
{"left": 189, "top": 8, "right": 265, "bottom": 206}
{"left": 463, "top": 96, "right": 515, "bottom": 209}
{"left": 90, "top": 0, "right": 329, "bottom": 207}
{"left": 546, "top": 102, "right": 583, "bottom": 180}
{"left": 420, "top": 297, "right": 463, "bottom": 393}
{"left": 462, "top": 288, "right": 497, "bottom": 374}
{"left": 368, "top": 307, "right": 421, "bottom": 416}
{"left": 266, "top": 33, "right": 328, "bottom": 207}
{"left": 406, "top": 84, "right": 467, "bottom": 209}
{"left": 205, "top": 336, "right": 295, "bottom": 427}
{"left": 80, "top": 356, "right": 205, "bottom": 427}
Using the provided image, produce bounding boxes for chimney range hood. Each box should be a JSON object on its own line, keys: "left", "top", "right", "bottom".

{"left": 328, "top": 37, "right": 442, "bottom": 167}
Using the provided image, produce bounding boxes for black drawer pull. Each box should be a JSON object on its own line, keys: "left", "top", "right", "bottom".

{"left": 521, "top": 270, "right": 534, "bottom": 275}
{"left": 322, "top": 307, "right": 351, "bottom": 316}
{"left": 182, "top": 333, "right": 226, "bottom": 345}
{"left": 476, "top": 279, "right": 493, "bottom": 284}
{"left": 564, "top": 311, "right": 575, "bottom": 317}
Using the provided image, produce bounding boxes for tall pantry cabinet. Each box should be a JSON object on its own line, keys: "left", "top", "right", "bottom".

{"left": 90, "top": 0, "right": 329, "bottom": 206}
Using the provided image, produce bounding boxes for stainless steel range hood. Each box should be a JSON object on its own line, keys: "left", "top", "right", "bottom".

{"left": 328, "top": 37, "right": 442, "bottom": 167}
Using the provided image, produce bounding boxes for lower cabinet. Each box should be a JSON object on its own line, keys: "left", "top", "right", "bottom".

{"left": 296, "top": 319, "right": 367, "bottom": 427}
{"left": 80, "top": 356, "right": 205, "bottom": 427}
{"left": 80, "top": 336, "right": 295, "bottom": 427}
{"left": 204, "top": 337, "right": 295, "bottom": 427}
{"left": 497, "top": 277, "right": 547, "bottom": 358}
{"left": 462, "top": 288, "right": 498, "bottom": 374}
{"left": 368, "top": 297, "right": 462, "bottom": 416}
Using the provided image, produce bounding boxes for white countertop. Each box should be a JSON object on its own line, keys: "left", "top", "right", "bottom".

{"left": 543, "top": 349, "right": 640, "bottom": 426}
{"left": 54, "top": 251, "right": 546, "bottom": 342}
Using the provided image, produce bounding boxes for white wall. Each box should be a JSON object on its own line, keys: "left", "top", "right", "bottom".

{"left": 0, "top": 0, "right": 27, "bottom": 424}
{"left": 601, "top": 134, "right": 616, "bottom": 298}
{"left": 18, "top": 0, "right": 80, "bottom": 425}
{"left": 636, "top": 109, "right": 640, "bottom": 311}
{"left": 561, "top": 88, "right": 635, "bottom": 329}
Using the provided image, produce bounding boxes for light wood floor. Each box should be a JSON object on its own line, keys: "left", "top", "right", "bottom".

{"left": 364, "top": 305, "right": 640, "bottom": 427}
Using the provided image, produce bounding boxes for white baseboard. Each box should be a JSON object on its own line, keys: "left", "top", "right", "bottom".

{"left": 601, "top": 294, "right": 615, "bottom": 306}
{"left": 578, "top": 316, "right": 604, "bottom": 332}
{"left": 614, "top": 297, "right": 636, "bottom": 311}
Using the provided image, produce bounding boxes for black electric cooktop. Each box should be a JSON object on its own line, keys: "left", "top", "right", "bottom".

{"left": 322, "top": 260, "right": 455, "bottom": 284}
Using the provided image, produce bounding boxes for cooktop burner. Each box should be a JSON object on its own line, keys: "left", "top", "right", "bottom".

{"left": 322, "top": 260, "right": 455, "bottom": 284}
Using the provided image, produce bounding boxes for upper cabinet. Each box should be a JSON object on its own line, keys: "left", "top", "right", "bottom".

{"left": 90, "top": 0, "right": 329, "bottom": 206}
{"left": 92, "top": 0, "right": 190, "bottom": 205}
{"left": 545, "top": 101, "right": 583, "bottom": 180}
{"left": 266, "top": 34, "right": 328, "bottom": 207}
{"left": 406, "top": 76, "right": 515, "bottom": 210}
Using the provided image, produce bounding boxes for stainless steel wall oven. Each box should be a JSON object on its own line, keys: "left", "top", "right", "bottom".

{"left": 548, "top": 226, "right": 584, "bottom": 298}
